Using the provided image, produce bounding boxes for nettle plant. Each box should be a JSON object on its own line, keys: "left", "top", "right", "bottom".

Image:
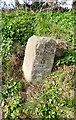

{"left": 22, "top": 78, "right": 66, "bottom": 119}
{"left": 2, "top": 78, "right": 22, "bottom": 119}
{"left": 36, "top": 80, "right": 65, "bottom": 119}
{"left": 1, "top": 11, "right": 35, "bottom": 59}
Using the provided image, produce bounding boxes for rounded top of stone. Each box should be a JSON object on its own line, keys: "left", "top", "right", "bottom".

{"left": 28, "top": 35, "right": 57, "bottom": 44}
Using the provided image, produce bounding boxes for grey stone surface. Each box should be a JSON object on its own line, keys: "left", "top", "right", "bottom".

{"left": 22, "top": 35, "right": 56, "bottom": 83}
{"left": 55, "top": 40, "right": 68, "bottom": 57}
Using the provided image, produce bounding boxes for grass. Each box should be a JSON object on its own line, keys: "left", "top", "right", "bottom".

{"left": 1, "top": 10, "right": 75, "bottom": 119}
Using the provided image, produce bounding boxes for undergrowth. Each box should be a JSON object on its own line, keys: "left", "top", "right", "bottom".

{"left": 1, "top": 10, "right": 75, "bottom": 119}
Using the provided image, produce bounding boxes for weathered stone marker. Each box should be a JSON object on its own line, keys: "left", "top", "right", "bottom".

{"left": 22, "top": 35, "right": 57, "bottom": 83}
